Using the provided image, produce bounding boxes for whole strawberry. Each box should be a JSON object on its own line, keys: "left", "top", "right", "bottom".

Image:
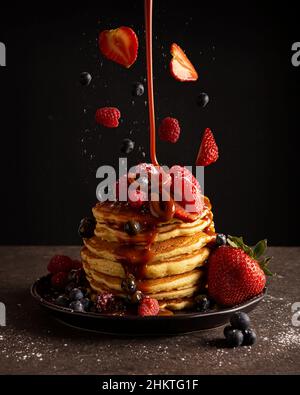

{"left": 95, "top": 107, "right": 121, "bottom": 128}
{"left": 196, "top": 128, "right": 219, "bottom": 166}
{"left": 208, "top": 236, "right": 272, "bottom": 306}
{"left": 158, "top": 117, "right": 181, "bottom": 143}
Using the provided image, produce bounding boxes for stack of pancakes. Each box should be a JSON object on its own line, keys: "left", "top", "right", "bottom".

{"left": 81, "top": 196, "right": 215, "bottom": 310}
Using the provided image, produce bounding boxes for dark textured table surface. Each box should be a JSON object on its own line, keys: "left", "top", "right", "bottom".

{"left": 0, "top": 246, "right": 299, "bottom": 375}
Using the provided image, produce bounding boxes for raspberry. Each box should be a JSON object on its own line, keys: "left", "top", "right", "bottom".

{"left": 51, "top": 272, "right": 68, "bottom": 289}
{"left": 138, "top": 297, "right": 160, "bottom": 317}
{"left": 196, "top": 128, "right": 219, "bottom": 166}
{"left": 128, "top": 189, "right": 147, "bottom": 209}
{"left": 95, "top": 107, "right": 121, "bottom": 128}
{"left": 96, "top": 292, "right": 116, "bottom": 313}
{"left": 71, "top": 259, "right": 83, "bottom": 270}
{"left": 47, "top": 255, "right": 73, "bottom": 274}
{"left": 158, "top": 117, "right": 180, "bottom": 143}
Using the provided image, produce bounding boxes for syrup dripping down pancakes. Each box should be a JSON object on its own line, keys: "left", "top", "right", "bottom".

{"left": 81, "top": 196, "right": 215, "bottom": 310}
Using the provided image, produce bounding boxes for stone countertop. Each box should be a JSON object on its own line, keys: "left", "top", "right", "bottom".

{"left": 0, "top": 246, "right": 299, "bottom": 375}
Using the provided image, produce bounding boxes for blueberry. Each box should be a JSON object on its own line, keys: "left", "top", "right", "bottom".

{"left": 121, "top": 274, "right": 137, "bottom": 294}
{"left": 80, "top": 72, "right": 92, "bottom": 86}
{"left": 124, "top": 220, "right": 141, "bottom": 236}
{"left": 194, "top": 294, "right": 211, "bottom": 312}
{"left": 216, "top": 233, "right": 227, "bottom": 246}
{"left": 225, "top": 329, "right": 244, "bottom": 348}
{"left": 223, "top": 325, "right": 232, "bottom": 338}
{"left": 130, "top": 290, "right": 143, "bottom": 304}
{"left": 243, "top": 329, "right": 257, "bottom": 346}
{"left": 78, "top": 217, "right": 96, "bottom": 238}
{"left": 132, "top": 82, "right": 145, "bottom": 97}
{"left": 65, "top": 282, "right": 76, "bottom": 295}
{"left": 69, "top": 288, "right": 84, "bottom": 301}
{"left": 67, "top": 269, "right": 83, "bottom": 284}
{"left": 80, "top": 297, "right": 91, "bottom": 311}
{"left": 121, "top": 138, "right": 135, "bottom": 154}
{"left": 197, "top": 92, "right": 209, "bottom": 108}
{"left": 69, "top": 300, "right": 85, "bottom": 312}
{"left": 55, "top": 295, "right": 70, "bottom": 307}
{"left": 230, "top": 312, "right": 251, "bottom": 331}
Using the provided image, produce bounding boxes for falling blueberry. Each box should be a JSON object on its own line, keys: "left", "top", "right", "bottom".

{"left": 80, "top": 72, "right": 92, "bottom": 86}
{"left": 121, "top": 138, "right": 135, "bottom": 154}
{"left": 132, "top": 82, "right": 145, "bottom": 97}
{"left": 197, "top": 92, "right": 209, "bottom": 108}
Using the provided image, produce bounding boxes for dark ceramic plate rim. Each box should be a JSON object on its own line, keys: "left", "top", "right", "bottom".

{"left": 31, "top": 276, "right": 266, "bottom": 321}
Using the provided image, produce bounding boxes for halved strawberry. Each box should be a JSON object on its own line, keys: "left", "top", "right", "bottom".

{"left": 170, "top": 43, "right": 198, "bottom": 82}
{"left": 99, "top": 26, "right": 139, "bottom": 68}
{"left": 174, "top": 203, "right": 200, "bottom": 222}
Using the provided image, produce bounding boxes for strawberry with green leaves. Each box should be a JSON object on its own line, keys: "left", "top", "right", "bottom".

{"left": 208, "top": 236, "right": 272, "bottom": 307}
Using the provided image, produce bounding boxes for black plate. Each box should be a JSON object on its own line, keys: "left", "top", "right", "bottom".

{"left": 31, "top": 277, "right": 266, "bottom": 336}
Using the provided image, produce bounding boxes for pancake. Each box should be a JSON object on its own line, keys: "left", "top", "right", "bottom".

{"left": 81, "top": 195, "right": 215, "bottom": 311}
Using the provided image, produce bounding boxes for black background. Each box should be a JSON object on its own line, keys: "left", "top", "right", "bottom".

{"left": 0, "top": 0, "right": 299, "bottom": 246}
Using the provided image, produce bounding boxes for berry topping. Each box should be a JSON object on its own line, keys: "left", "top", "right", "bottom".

{"left": 99, "top": 26, "right": 139, "bottom": 68}
{"left": 96, "top": 292, "right": 116, "bottom": 313}
{"left": 158, "top": 117, "right": 181, "bottom": 143}
{"left": 230, "top": 312, "right": 251, "bottom": 331}
{"left": 194, "top": 294, "right": 211, "bottom": 312}
{"left": 224, "top": 328, "right": 244, "bottom": 348}
{"left": 216, "top": 234, "right": 227, "bottom": 246}
{"left": 55, "top": 295, "right": 70, "bottom": 307}
{"left": 78, "top": 217, "right": 96, "bottom": 239}
{"left": 196, "top": 128, "right": 219, "bottom": 167}
{"left": 121, "top": 138, "right": 135, "bottom": 154}
{"left": 132, "top": 82, "right": 145, "bottom": 97}
{"left": 170, "top": 165, "right": 203, "bottom": 216}
{"left": 172, "top": 203, "right": 200, "bottom": 223}
{"left": 47, "top": 255, "right": 73, "bottom": 274}
{"left": 51, "top": 272, "right": 68, "bottom": 289}
{"left": 80, "top": 72, "right": 92, "bottom": 86}
{"left": 208, "top": 236, "right": 272, "bottom": 306}
{"left": 128, "top": 189, "right": 147, "bottom": 209}
{"left": 69, "top": 288, "right": 84, "bottom": 301}
{"left": 95, "top": 107, "right": 121, "bottom": 128}
{"left": 69, "top": 300, "right": 85, "bottom": 312}
{"left": 170, "top": 43, "right": 198, "bottom": 82}
{"left": 138, "top": 297, "right": 160, "bottom": 317}
{"left": 243, "top": 328, "right": 257, "bottom": 346}
{"left": 197, "top": 92, "right": 209, "bottom": 108}
{"left": 121, "top": 274, "right": 137, "bottom": 295}
{"left": 124, "top": 220, "right": 142, "bottom": 236}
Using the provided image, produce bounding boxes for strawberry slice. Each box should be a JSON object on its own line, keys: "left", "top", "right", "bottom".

{"left": 99, "top": 26, "right": 139, "bottom": 68}
{"left": 170, "top": 43, "right": 198, "bottom": 82}
{"left": 173, "top": 203, "right": 200, "bottom": 223}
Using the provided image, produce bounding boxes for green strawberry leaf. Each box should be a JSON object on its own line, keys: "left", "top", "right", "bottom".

{"left": 253, "top": 239, "right": 267, "bottom": 259}
{"left": 227, "top": 235, "right": 254, "bottom": 257}
{"left": 259, "top": 256, "right": 273, "bottom": 276}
